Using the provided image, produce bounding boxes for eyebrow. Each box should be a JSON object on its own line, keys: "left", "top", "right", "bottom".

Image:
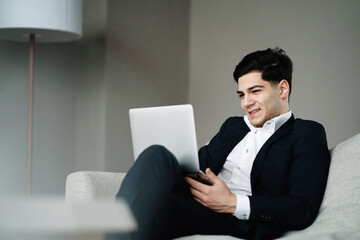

{"left": 237, "top": 85, "right": 265, "bottom": 94}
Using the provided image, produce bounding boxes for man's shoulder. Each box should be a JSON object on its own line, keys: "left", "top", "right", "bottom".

{"left": 294, "top": 118, "right": 325, "bottom": 129}
{"left": 227, "top": 116, "right": 245, "bottom": 122}
{"left": 223, "top": 116, "right": 246, "bottom": 127}
{"left": 217, "top": 116, "right": 248, "bottom": 133}
{"left": 222, "top": 116, "right": 326, "bottom": 133}
{"left": 293, "top": 118, "right": 327, "bottom": 136}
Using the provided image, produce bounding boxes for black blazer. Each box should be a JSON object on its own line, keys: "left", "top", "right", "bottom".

{"left": 198, "top": 115, "right": 330, "bottom": 240}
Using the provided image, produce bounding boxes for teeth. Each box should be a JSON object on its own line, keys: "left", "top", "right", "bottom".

{"left": 249, "top": 109, "right": 259, "bottom": 114}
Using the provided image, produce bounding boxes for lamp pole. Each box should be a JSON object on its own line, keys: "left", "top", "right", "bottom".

{"left": 27, "top": 33, "right": 35, "bottom": 196}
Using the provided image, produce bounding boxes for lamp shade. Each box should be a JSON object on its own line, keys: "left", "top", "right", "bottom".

{"left": 0, "top": 0, "right": 82, "bottom": 42}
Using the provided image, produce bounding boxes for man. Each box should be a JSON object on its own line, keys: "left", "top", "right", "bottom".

{"left": 111, "top": 48, "right": 330, "bottom": 240}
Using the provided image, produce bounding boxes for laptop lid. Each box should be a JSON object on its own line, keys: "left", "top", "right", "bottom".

{"left": 129, "top": 104, "right": 199, "bottom": 173}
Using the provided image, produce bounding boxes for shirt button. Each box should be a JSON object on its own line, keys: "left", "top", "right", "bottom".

{"left": 246, "top": 148, "right": 249, "bottom": 153}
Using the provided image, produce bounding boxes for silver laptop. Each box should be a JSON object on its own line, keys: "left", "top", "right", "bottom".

{"left": 129, "top": 104, "right": 199, "bottom": 173}
{"left": 129, "top": 104, "right": 213, "bottom": 185}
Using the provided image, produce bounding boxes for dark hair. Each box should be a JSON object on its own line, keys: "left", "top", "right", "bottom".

{"left": 233, "top": 47, "right": 293, "bottom": 95}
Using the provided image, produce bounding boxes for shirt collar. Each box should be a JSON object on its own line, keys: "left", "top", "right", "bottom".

{"left": 244, "top": 110, "right": 292, "bottom": 133}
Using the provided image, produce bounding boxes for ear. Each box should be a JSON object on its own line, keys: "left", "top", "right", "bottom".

{"left": 278, "top": 80, "right": 290, "bottom": 100}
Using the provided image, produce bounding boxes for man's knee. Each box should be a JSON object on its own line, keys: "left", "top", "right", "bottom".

{"left": 138, "top": 145, "right": 178, "bottom": 168}
{"left": 143, "top": 144, "right": 169, "bottom": 155}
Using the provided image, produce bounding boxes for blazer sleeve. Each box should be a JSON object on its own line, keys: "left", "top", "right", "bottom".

{"left": 248, "top": 120, "right": 331, "bottom": 230}
{"left": 198, "top": 118, "right": 232, "bottom": 173}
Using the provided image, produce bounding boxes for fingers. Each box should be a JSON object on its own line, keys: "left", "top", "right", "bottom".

{"left": 189, "top": 186, "right": 210, "bottom": 206}
{"left": 186, "top": 169, "right": 236, "bottom": 214}
{"left": 185, "top": 169, "right": 217, "bottom": 206}
{"left": 185, "top": 176, "right": 200, "bottom": 189}
{"left": 205, "top": 168, "right": 215, "bottom": 178}
{"left": 205, "top": 168, "right": 219, "bottom": 184}
{"left": 185, "top": 168, "right": 217, "bottom": 191}
{"left": 185, "top": 177, "right": 211, "bottom": 203}
{"left": 189, "top": 186, "right": 203, "bottom": 201}
{"left": 185, "top": 176, "right": 210, "bottom": 193}
{"left": 193, "top": 196, "right": 206, "bottom": 206}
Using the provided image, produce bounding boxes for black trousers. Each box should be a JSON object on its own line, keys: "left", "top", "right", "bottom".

{"left": 108, "top": 145, "right": 254, "bottom": 240}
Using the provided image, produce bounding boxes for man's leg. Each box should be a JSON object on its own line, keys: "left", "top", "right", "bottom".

{"left": 152, "top": 193, "right": 254, "bottom": 240}
{"left": 111, "top": 145, "right": 188, "bottom": 240}
{"left": 109, "top": 145, "right": 254, "bottom": 240}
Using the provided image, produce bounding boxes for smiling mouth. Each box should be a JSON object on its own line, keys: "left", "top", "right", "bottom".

{"left": 248, "top": 109, "right": 260, "bottom": 116}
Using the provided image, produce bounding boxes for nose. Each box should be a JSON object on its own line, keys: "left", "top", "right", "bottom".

{"left": 241, "top": 94, "right": 254, "bottom": 108}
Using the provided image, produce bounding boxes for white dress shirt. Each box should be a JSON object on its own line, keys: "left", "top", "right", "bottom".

{"left": 218, "top": 111, "right": 292, "bottom": 220}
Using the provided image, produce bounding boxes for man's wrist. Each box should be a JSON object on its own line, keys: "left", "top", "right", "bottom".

{"left": 226, "top": 193, "right": 237, "bottom": 214}
{"left": 233, "top": 195, "right": 250, "bottom": 220}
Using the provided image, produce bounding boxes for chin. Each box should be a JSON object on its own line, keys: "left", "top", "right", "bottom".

{"left": 250, "top": 121, "right": 259, "bottom": 127}
{"left": 250, "top": 119, "right": 265, "bottom": 128}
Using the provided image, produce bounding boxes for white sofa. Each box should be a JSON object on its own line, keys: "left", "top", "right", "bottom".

{"left": 66, "top": 133, "right": 360, "bottom": 240}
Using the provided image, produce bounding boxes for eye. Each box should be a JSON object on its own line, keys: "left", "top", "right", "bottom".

{"left": 238, "top": 93, "right": 244, "bottom": 99}
{"left": 252, "top": 89, "right": 261, "bottom": 94}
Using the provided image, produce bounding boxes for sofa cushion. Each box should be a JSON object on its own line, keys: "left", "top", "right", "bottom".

{"left": 284, "top": 132, "right": 360, "bottom": 237}
{"left": 65, "top": 171, "right": 126, "bottom": 201}
{"left": 176, "top": 235, "right": 240, "bottom": 240}
{"left": 282, "top": 230, "right": 360, "bottom": 240}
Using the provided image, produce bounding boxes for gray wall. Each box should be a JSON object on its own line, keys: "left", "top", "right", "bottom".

{"left": 0, "top": 0, "right": 189, "bottom": 195}
{"left": 75, "top": 0, "right": 107, "bottom": 172}
{"left": 103, "top": 0, "right": 189, "bottom": 172}
{"left": 0, "top": 40, "right": 79, "bottom": 195}
{"left": 0, "top": 41, "right": 29, "bottom": 194}
{"left": 189, "top": 0, "right": 360, "bottom": 148}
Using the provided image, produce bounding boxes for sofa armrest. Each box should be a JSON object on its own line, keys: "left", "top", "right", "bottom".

{"left": 65, "top": 171, "right": 126, "bottom": 202}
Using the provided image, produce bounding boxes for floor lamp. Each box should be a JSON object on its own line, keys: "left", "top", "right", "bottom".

{"left": 0, "top": 0, "right": 82, "bottom": 196}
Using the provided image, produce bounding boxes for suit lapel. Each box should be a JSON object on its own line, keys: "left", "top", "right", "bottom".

{"left": 213, "top": 119, "right": 250, "bottom": 174}
{"left": 250, "top": 115, "right": 295, "bottom": 187}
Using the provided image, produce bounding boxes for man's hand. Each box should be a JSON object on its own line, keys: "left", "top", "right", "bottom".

{"left": 185, "top": 168, "right": 237, "bottom": 214}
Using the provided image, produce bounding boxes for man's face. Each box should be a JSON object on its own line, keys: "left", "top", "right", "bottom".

{"left": 237, "top": 71, "right": 287, "bottom": 128}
